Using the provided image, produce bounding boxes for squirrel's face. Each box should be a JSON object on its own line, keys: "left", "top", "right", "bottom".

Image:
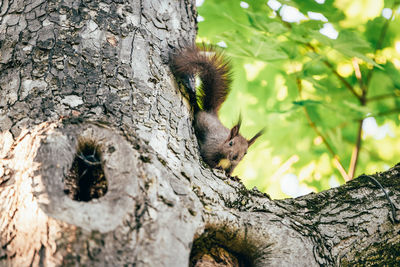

{"left": 222, "top": 135, "right": 249, "bottom": 170}
{"left": 220, "top": 122, "right": 264, "bottom": 175}
{"left": 220, "top": 125, "right": 249, "bottom": 175}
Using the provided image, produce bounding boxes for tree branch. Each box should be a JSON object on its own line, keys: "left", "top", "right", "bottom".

{"left": 347, "top": 59, "right": 367, "bottom": 179}
{"left": 366, "top": 91, "right": 400, "bottom": 102}
{"left": 322, "top": 58, "right": 361, "bottom": 101}
{"left": 348, "top": 120, "right": 363, "bottom": 179}
{"left": 347, "top": 3, "right": 399, "bottom": 178}
{"left": 374, "top": 107, "right": 400, "bottom": 117}
{"left": 352, "top": 58, "right": 366, "bottom": 93}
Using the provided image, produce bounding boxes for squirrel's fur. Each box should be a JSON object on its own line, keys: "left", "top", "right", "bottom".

{"left": 172, "top": 45, "right": 232, "bottom": 113}
{"left": 172, "top": 45, "right": 263, "bottom": 175}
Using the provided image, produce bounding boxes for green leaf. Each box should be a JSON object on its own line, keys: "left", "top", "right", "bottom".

{"left": 332, "top": 31, "right": 378, "bottom": 66}
{"left": 223, "top": 32, "right": 289, "bottom": 61}
{"left": 341, "top": 101, "right": 371, "bottom": 115}
{"left": 293, "top": 99, "right": 323, "bottom": 106}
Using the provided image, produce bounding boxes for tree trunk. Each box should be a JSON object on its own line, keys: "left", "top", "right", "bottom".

{"left": 0, "top": 0, "right": 399, "bottom": 266}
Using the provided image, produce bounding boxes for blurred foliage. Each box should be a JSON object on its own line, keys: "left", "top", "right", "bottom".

{"left": 197, "top": 0, "right": 400, "bottom": 199}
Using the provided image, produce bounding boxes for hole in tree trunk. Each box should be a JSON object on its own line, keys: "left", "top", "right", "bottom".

{"left": 64, "top": 138, "right": 108, "bottom": 201}
{"left": 190, "top": 230, "right": 253, "bottom": 267}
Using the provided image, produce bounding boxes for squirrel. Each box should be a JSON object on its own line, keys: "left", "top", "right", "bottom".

{"left": 172, "top": 45, "right": 263, "bottom": 175}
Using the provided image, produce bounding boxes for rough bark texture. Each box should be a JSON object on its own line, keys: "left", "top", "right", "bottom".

{"left": 0, "top": 0, "right": 399, "bottom": 266}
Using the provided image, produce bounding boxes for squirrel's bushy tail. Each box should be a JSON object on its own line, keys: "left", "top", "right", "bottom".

{"left": 172, "top": 45, "right": 232, "bottom": 113}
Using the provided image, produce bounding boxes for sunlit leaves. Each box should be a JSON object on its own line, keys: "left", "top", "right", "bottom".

{"left": 198, "top": 0, "right": 400, "bottom": 198}
{"left": 332, "top": 31, "right": 376, "bottom": 65}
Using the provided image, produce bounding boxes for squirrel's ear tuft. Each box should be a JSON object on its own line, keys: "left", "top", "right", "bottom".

{"left": 248, "top": 129, "right": 264, "bottom": 146}
{"left": 227, "top": 115, "right": 242, "bottom": 140}
{"left": 228, "top": 124, "right": 240, "bottom": 140}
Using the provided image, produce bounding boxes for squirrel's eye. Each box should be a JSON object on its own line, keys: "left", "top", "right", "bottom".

{"left": 229, "top": 141, "right": 233, "bottom": 146}
{"left": 233, "top": 154, "right": 238, "bottom": 160}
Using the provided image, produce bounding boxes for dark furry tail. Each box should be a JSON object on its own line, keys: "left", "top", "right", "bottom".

{"left": 172, "top": 45, "right": 232, "bottom": 114}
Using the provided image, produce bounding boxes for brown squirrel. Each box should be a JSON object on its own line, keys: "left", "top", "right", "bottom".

{"left": 172, "top": 45, "right": 263, "bottom": 175}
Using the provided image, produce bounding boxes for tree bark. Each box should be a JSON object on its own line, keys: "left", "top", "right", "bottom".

{"left": 0, "top": 0, "right": 399, "bottom": 266}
